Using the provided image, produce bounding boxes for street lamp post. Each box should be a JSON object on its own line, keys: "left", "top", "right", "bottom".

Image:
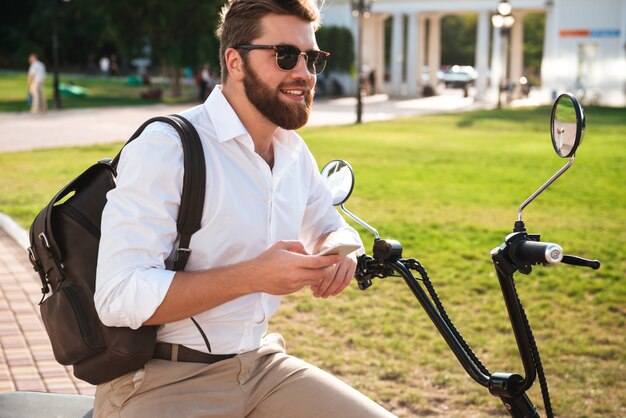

{"left": 491, "top": 0, "right": 515, "bottom": 108}
{"left": 51, "top": 0, "right": 71, "bottom": 109}
{"left": 352, "top": 0, "right": 373, "bottom": 124}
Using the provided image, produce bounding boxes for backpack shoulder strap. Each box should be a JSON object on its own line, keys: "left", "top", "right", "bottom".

{"left": 167, "top": 114, "right": 206, "bottom": 271}
{"left": 127, "top": 115, "right": 211, "bottom": 351}
{"left": 112, "top": 114, "right": 206, "bottom": 271}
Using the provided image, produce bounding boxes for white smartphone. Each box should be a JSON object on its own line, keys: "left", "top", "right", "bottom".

{"left": 316, "top": 242, "right": 361, "bottom": 257}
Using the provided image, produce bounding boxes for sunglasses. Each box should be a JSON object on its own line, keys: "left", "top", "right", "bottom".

{"left": 234, "top": 44, "right": 330, "bottom": 75}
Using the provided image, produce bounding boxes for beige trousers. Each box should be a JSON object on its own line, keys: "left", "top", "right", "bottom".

{"left": 94, "top": 333, "right": 397, "bottom": 418}
{"left": 29, "top": 82, "right": 46, "bottom": 113}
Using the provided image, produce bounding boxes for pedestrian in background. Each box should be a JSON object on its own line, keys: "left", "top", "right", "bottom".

{"left": 27, "top": 53, "right": 47, "bottom": 113}
{"left": 110, "top": 54, "right": 119, "bottom": 76}
{"left": 197, "top": 63, "right": 215, "bottom": 102}
{"left": 99, "top": 56, "right": 110, "bottom": 77}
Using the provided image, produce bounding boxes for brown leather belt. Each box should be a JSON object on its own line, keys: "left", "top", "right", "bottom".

{"left": 153, "top": 343, "right": 236, "bottom": 364}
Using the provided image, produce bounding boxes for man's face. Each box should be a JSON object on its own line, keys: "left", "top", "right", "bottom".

{"left": 241, "top": 14, "right": 318, "bottom": 130}
{"left": 242, "top": 56, "right": 313, "bottom": 130}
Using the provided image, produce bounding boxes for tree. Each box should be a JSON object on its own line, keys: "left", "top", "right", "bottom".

{"left": 0, "top": 0, "right": 225, "bottom": 97}
{"left": 99, "top": 0, "right": 225, "bottom": 96}
{"left": 316, "top": 26, "right": 355, "bottom": 74}
{"left": 441, "top": 14, "right": 477, "bottom": 66}
{"left": 0, "top": 0, "right": 112, "bottom": 70}
{"left": 523, "top": 12, "right": 545, "bottom": 82}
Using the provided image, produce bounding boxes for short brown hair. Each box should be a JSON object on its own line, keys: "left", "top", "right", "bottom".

{"left": 216, "top": 0, "right": 322, "bottom": 83}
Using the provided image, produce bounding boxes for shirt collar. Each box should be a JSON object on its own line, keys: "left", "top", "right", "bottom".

{"left": 204, "top": 86, "right": 248, "bottom": 144}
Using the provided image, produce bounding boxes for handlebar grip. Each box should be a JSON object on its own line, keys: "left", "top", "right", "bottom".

{"left": 512, "top": 240, "right": 563, "bottom": 265}
{"left": 562, "top": 255, "right": 601, "bottom": 270}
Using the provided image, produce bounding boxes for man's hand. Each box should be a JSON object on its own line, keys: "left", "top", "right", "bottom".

{"left": 144, "top": 240, "right": 340, "bottom": 325}
{"left": 310, "top": 252, "right": 357, "bottom": 298}
{"left": 252, "top": 240, "right": 340, "bottom": 296}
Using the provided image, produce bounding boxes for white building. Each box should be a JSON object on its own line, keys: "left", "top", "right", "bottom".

{"left": 320, "top": 0, "right": 626, "bottom": 106}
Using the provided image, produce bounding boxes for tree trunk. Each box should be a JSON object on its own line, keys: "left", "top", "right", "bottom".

{"left": 171, "top": 66, "right": 181, "bottom": 97}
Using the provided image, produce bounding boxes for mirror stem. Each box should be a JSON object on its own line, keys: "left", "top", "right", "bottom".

{"left": 340, "top": 204, "right": 381, "bottom": 239}
{"left": 517, "top": 155, "right": 576, "bottom": 222}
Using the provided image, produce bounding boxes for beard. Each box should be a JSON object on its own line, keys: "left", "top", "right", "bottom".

{"left": 242, "top": 61, "right": 313, "bottom": 130}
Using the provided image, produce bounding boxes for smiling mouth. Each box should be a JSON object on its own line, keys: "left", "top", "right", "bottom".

{"left": 280, "top": 88, "right": 305, "bottom": 97}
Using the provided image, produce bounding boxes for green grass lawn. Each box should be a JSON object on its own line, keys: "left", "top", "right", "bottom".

{"left": 0, "top": 106, "right": 624, "bottom": 417}
{"left": 0, "top": 70, "right": 198, "bottom": 112}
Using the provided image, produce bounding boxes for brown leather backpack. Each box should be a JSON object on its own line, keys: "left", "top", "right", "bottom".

{"left": 27, "top": 115, "right": 206, "bottom": 384}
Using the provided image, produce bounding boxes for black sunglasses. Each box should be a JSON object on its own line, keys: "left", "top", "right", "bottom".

{"left": 234, "top": 44, "right": 330, "bottom": 75}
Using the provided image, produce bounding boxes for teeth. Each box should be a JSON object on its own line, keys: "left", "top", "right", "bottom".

{"left": 283, "top": 89, "right": 303, "bottom": 95}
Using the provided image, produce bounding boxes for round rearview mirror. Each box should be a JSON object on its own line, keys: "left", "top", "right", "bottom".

{"left": 550, "top": 93, "right": 585, "bottom": 158}
{"left": 320, "top": 160, "right": 355, "bottom": 206}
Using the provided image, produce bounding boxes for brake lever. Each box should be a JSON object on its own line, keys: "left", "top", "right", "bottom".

{"left": 355, "top": 253, "right": 402, "bottom": 290}
{"left": 561, "top": 255, "right": 601, "bottom": 270}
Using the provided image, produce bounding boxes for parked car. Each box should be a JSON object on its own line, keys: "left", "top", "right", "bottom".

{"left": 437, "top": 65, "right": 478, "bottom": 88}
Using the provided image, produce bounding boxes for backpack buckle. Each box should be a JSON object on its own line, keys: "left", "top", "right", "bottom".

{"left": 28, "top": 246, "right": 40, "bottom": 270}
{"left": 28, "top": 246, "right": 50, "bottom": 297}
{"left": 173, "top": 248, "right": 192, "bottom": 271}
{"left": 174, "top": 248, "right": 191, "bottom": 263}
{"left": 39, "top": 232, "right": 51, "bottom": 250}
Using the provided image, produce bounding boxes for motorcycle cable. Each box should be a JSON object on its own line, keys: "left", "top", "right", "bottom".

{"left": 407, "top": 254, "right": 554, "bottom": 417}
{"left": 403, "top": 258, "right": 490, "bottom": 376}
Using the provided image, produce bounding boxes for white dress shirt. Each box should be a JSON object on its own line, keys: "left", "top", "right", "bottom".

{"left": 28, "top": 60, "right": 46, "bottom": 84}
{"left": 95, "top": 87, "right": 362, "bottom": 354}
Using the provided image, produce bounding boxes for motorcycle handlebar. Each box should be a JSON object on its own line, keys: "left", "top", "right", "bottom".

{"left": 512, "top": 240, "right": 563, "bottom": 266}
{"left": 509, "top": 237, "right": 601, "bottom": 271}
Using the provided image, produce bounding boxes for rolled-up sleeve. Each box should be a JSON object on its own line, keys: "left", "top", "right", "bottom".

{"left": 95, "top": 126, "right": 184, "bottom": 329}
{"left": 298, "top": 152, "right": 363, "bottom": 252}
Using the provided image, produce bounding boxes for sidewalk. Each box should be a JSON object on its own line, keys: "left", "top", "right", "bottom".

{"left": 0, "top": 226, "right": 95, "bottom": 396}
{"left": 0, "top": 90, "right": 498, "bottom": 397}
{"left": 0, "top": 90, "right": 490, "bottom": 153}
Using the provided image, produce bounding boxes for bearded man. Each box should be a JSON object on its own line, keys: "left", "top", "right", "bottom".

{"left": 93, "top": 1, "right": 396, "bottom": 417}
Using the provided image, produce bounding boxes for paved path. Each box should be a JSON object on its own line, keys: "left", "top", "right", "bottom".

{"left": 0, "top": 91, "right": 495, "bottom": 398}
{"left": 0, "top": 91, "right": 488, "bottom": 152}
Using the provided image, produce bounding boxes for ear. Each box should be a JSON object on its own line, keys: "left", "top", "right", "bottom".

{"left": 225, "top": 48, "right": 245, "bottom": 82}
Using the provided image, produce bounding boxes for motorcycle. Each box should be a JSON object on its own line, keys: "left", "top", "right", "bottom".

{"left": 319, "top": 93, "right": 600, "bottom": 418}
{"left": 0, "top": 94, "right": 599, "bottom": 418}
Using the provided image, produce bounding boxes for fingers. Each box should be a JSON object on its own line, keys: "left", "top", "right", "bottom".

{"left": 312, "top": 264, "right": 339, "bottom": 298}
{"left": 257, "top": 241, "right": 350, "bottom": 296}
{"left": 312, "top": 256, "right": 357, "bottom": 298}
{"left": 329, "top": 261, "right": 353, "bottom": 296}
{"left": 273, "top": 240, "right": 309, "bottom": 255}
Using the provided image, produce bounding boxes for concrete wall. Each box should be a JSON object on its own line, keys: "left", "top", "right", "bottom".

{"left": 542, "top": 0, "right": 626, "bottom": 105}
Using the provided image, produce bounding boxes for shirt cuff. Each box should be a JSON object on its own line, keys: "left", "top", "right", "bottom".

{"left": 95, "top": 267, "right": 176, "bottom": 330}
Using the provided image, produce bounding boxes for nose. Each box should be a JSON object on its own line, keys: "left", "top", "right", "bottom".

{"left": 291, "top": 52, "right": 315, "bottom": 78}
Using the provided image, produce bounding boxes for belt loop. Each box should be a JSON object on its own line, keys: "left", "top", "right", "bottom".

{"left": 171, "top": 344, "right": 179, "bottom": 362}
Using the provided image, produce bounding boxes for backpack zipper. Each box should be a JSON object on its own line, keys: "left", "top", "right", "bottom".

{"left": 61, "top": 286, "right": 91, "bottom": 339}
{"left": 61, "top": 204, "right": 101, "bottom": 239}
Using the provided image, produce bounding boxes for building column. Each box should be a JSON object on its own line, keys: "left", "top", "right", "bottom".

{"left": 417, "top": 14, "right": 426, "bottom": 95}
{"left": 510, "top": 10, "right": 525, "bottom": 98}
{"left": 362, "top": 14, "right": 386, "bottom": 95}
{"left": 474, "top": 9, "right": 490, "bottom": 100}
{"left": 621, "top": 0, "right": 626, "bottom": 105}
{"left": 541, "top": 0, "right": 558, "bottom": 100}
{"left": 373, "top": 14, "right": 387, "bottom": 95}
{"left": 490, "top": 25, "right": 503, "bottom": 101}
{"left": 390, "top": 13, "right": 404, "bottom": 96}
{"left": 406, "top": 13, "right": 419, "bottom": 96}
{"left": 427, "top": 14, "right": 442, "bottom": 91}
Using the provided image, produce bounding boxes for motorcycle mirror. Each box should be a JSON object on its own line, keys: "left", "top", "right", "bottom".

{"left": 321, "top": 160, "right": 381, "bottom": 239}
{"left": 320, "top": 160, "right": 355, "bottom": 206}
{"left": 515, "top": 94, "right": 586, "bottom": 229}
{"left": 550, "top": 93, "right": 585, "bottom": 158}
